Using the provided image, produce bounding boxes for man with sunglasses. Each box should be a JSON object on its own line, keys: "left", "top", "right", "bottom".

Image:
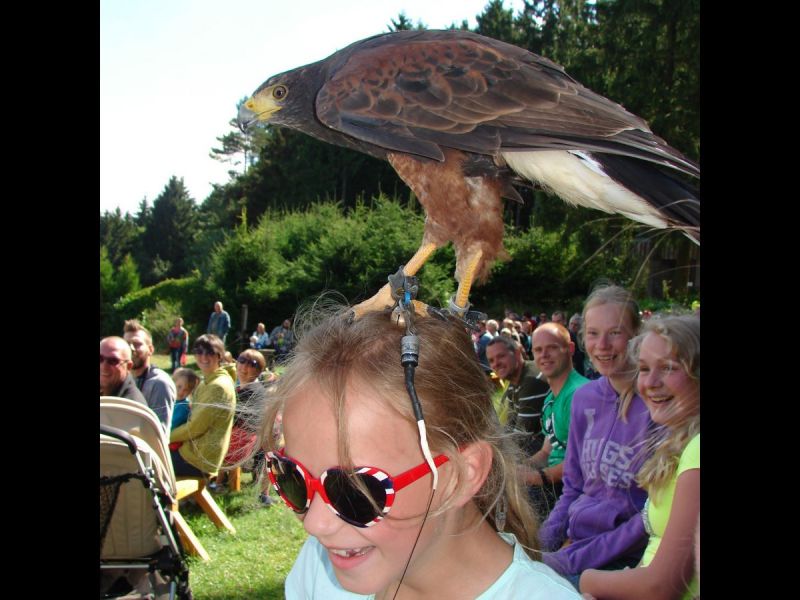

{"left": 100, "top": 336, "right": 146, "bottom": 405}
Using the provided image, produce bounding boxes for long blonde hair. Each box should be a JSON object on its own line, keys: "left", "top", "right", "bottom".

{"left": 258, "top": 305, "right": 542, "bottom": 556}
{"left": 631, "top": 315, "right": 700, "bottom": 496}
{"left": 580, "top": 284, "right": 642, "bottom": 420}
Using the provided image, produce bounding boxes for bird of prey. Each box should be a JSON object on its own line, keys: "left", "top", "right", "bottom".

{"left": 238, "top": 29, "right": 699, "bottom": 318}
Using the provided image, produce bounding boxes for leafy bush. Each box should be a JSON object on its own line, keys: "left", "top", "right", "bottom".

{"left": 106, "top": 275, "right": 211, "bottom": 341}
{"left": 102, "top": 194, "right": 687, "bottom": 338}
{"left": 137, "top": 299, "right": 184, "bottom": 353}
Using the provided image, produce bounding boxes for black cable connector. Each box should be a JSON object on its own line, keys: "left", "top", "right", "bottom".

{"left": 400, "top": 334, "right": 419, "bottom": 367}
{"left": 401, "top": 334, "right": 424, "bottom": 422}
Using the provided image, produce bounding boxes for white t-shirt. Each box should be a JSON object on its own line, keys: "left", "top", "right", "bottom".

{"left": 285, "top": 532, "right": 581, "bottom": 599}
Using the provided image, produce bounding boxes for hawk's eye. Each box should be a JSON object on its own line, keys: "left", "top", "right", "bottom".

{"left": 273, "top": 85, "right": 288, "bottom": 100}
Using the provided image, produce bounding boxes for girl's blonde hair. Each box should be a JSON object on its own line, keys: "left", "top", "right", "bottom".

{"left": 258, "top": 305, "right": 541, "bottom": 557}
{"left": 631, "top": 315, "right": 700, "bottom": 496}
{"left": 580, "top": 284, "right": 642, "bottom": 420}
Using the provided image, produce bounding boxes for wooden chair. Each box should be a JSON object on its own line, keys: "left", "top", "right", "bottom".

{"left": 227, "top": 466, "right": 242, "bottom": 492}
{"left": 171, "top": 477, "right": 236, "bottom": 561}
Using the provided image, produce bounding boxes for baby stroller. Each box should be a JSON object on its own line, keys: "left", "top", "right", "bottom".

{"left": 100, "top": 396, "right": 193, "bottom": 599}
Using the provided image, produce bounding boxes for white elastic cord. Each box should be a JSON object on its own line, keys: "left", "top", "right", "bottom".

{"left": 417, "top": 419, "right": 438, "bottom": 490}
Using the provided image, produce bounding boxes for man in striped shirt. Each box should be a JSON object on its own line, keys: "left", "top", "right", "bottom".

{"left": 486, "top": 335, "right": 550, "bottom": 455}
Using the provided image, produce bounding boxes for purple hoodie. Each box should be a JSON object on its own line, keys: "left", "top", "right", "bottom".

{"left": 539, "top": 376, "right": 654, "bottom": 576}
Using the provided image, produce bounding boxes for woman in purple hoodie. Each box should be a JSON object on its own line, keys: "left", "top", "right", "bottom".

{"left": 539, "top": 285, "right": 654, "bottom": 587}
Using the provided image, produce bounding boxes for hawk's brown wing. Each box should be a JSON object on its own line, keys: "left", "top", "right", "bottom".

{"left": 314, "top": 30, "right": 696, "bottom": 177}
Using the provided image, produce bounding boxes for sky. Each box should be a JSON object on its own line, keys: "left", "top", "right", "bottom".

{"left": 100, "top": 0, "right": 527, "bottom": 216}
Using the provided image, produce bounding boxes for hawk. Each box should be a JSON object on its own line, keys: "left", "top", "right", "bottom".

{"left": 238, "top": 29, "right": 699, "bottom": 317}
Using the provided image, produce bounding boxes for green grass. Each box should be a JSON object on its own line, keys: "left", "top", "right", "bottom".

{"left": 180, "top": 473, "right": 307, "bottom": 599}
{"left": 149, "top": 353, "right": 300, "bottom": 597}
{"left": 151, "top": 353, "right": 199, "bottom": 372}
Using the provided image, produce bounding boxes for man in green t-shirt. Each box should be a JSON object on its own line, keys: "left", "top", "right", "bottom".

{"left": 522, "top": 322, "right": 589, "bottom": 518}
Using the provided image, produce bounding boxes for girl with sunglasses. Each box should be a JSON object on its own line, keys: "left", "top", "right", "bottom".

{"left": 580, "top": 316, "right": 700, "bottom": 600}
{"left": 216, "top": 350, "right": 269, "bottom": 489}
{"left": 257, "top": 308, "right": 580, "bottom": 599}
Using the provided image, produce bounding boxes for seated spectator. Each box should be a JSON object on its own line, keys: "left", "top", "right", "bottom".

{"left": 500, "top": 320, "right": 522, "bottom": 346}
{"left": 568, "top": 313, "right": 589, "bottom": 377}
{"left": 539, "top": 285, "right": 654, "bottom": 588}
{"left": 166, "top": 317, "right": 189, "bottom": 372}
{"left": 269, "top": 319, "right": 295, "bottom": 363}
{"left": 216, "top": 349, "right": 267, "bottom": 489}
{"left": 169, "top": 335, "right": 236, "bottom": 478}
{"left": 520, "top": 322, "right": 589, "bottom": 520}
{"left": 515, "top": 319, "right": 532, "bottom": 359}
{"left": 169, "top": 368, "right": 200, "bottom": 451}
{"left": 221, "top": 350, "right": 237, "bottom": 382}
{"left": 100, "top": 336, "right": 146, "bottom": 405}
{"left": 580, "top": 316, "right": 700, "bottom": 600}
{"left": 124, "top": 319, "right": 177, "bottom": 431}
{"left": 249, "top": 322, "right": 270, "bottom": 349}
{"left": 486, "top": 336, "right": 550, "bottom": 455}
{"left": 475, "top": 318, "right": 499, "bottom": 370}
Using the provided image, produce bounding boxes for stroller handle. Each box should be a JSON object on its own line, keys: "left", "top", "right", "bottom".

{"left": 100, "top": 424, "right": 139, "bottom": 455}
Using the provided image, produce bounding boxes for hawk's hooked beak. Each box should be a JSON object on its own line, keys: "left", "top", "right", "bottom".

{"left": 237, "top": 91, "right": 282, "bottom": 132}
{"left": 237, "top": 102, "right": 258, "bottom": 133}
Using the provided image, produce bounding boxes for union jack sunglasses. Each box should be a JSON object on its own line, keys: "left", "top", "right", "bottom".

{"left": 266, "top": 449, "right": 449, "bottom": 527}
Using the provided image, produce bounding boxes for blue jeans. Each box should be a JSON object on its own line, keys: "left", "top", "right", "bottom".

{"left": 169, "top": 348, "right": 182, "bottom": 371}
{"left": 170, "top": 447, "right": 205, "bottom": 477}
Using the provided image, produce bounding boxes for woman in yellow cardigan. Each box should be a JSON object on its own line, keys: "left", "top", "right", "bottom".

{"left": 169, "top": 334, "right": 236, "bottom": 477}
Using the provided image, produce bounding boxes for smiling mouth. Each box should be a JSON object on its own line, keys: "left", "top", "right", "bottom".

{"left": 593, "top": 354, "right": 616, "bottom": 364}
{"left": 648, "top": 395, "right": 673, "bottom": 404}
{"left": 329, "top": 546, "right": 371, "bottom": 559}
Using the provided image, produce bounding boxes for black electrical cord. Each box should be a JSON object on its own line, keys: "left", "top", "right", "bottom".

{"left": 392, "top": 324, "right": 439, "bottom": 599}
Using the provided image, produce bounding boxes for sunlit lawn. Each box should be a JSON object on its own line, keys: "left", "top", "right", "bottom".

{"left": 180, "top": 474, "right": 307, "bottom": 600}
{"left": 151, "top": 353, "right": 199, "bottom": 373}
{"left": 150, "top": 353, "right": 301, "bottom": 598}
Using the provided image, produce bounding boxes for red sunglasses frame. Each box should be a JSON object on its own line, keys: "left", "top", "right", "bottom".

{"left": 266, "top": 449, "right": 449, "bottom": 527}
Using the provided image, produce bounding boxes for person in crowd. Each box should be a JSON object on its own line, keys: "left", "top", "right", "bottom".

{"left": 256, "top": 308, "right": 581, "bottom": 599}
{"left": 123, "top": 319, "right": 177, "bottom": 431}
{"left": 270, "top": 318, "right": 295, "bottom": 363}
{"left": 207, "top": 301, "right": 231, "bottom": 343}
{"left": 249, "top": 322, "right": 270, "bottom": 349}
{"left": 551, "top": 311, "right": 566, "bottom": 326}
{"left": 166, "top": 317, "right": 190, "bottom": 372}
{"left": 169, "top": 334, "right": 236, "bottom": 478}
{"left": 539, "top": 285, "right": 654, "bottom": 588}
{"left": 100, "top": 336, "right": 146, "bottom": 405}
{"left": 169, "top": 368, "right": 200, "bottom": 451}
{"left": 579, "top": 315, "right": 700, "bottom": 600}
{"left": 568, "top": 314, "right": 589, "bottom": 377}
{"left": 215, "top": 349, "right": 268, "bottom": 490}
{"left": 486, "top": 336, "right": 550, "bottom": 456}
{"left": 221, "top": 350, "right": 237, "bottom": 381}
{"left": 520, "top": 322, "right": 589, "bottom": 520}
{"left": 475, "top": 318, "right": 499, "bottom": 369}
{"left": 501, "top": 318, "right": 522, "bottom": 346}
{"left": 516, "top": 319, "right": 532, "bottom": 359}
